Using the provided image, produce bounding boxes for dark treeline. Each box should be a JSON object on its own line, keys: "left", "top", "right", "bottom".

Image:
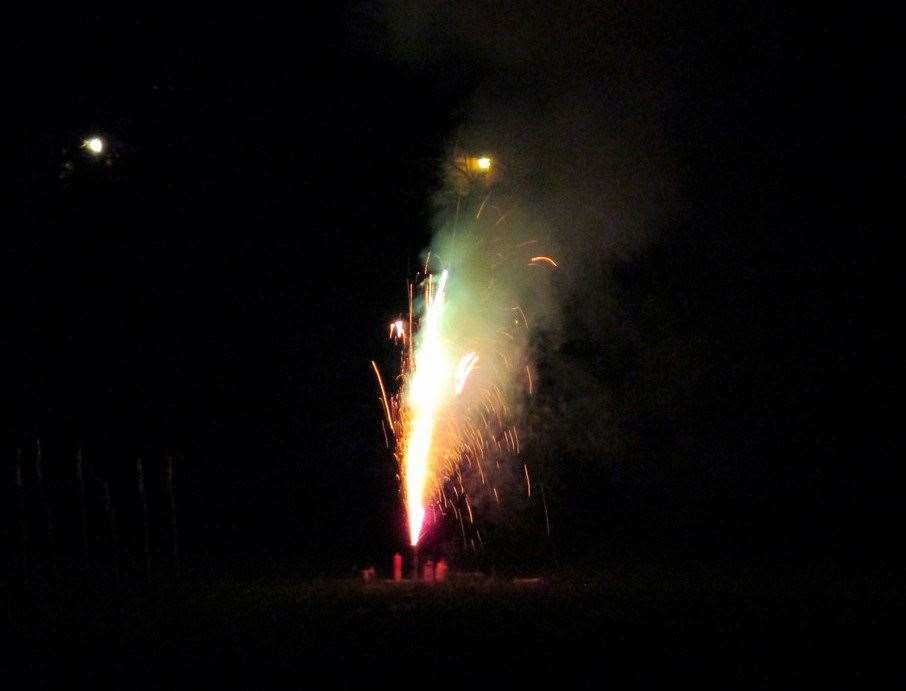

{"left": 1, "top": 442, "right": 179, "bottom": 589}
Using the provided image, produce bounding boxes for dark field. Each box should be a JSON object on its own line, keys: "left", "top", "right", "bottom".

{"left": 4, "top": 560, "right": 901, "bottom": 688}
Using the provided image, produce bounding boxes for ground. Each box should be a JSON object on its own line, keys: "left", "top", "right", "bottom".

{"left": 3, "top": 559, "right": 901, "bottom": 688}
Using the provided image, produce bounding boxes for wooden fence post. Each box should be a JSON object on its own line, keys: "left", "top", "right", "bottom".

{"left": 15, "top": 449, "right": 29, "bottom": 588}
{"left": 75, "top": 448, "right": 88, "bottom": 557}
{"left": 34, "top": 439, "right": 59, "bottom": 584}
{"left": 101, "top": 480, "right": 119, "bottom": 586}
{"left": 137, "top": 457, "right": 151, "bottom": 577}
{"left": 163, "top": 455, "right": 179, "bottom": 577}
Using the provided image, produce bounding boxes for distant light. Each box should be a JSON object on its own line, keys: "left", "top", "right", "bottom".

{"left": 457, "top": 154, "right": 496, "bottom": 176}
{"left": 83, "top": 137, "right": 104, "bottom": 154}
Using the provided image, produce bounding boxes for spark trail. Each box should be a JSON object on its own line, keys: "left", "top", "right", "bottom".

{"left": 373, "top": 188, "right": 557, "bottom": 549}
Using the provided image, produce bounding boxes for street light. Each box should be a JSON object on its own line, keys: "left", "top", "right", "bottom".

{"left": 82, "top": 136, "right": 104, "bottom": 155}
{"left": 463, "top": 155, "right": 492, "bottom": 173}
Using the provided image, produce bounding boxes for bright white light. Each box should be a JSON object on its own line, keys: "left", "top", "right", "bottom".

{"left": 476, "top": 156, "right": 491, "bottom": 171}
{"left": 84, "top": 137, "right": 104, "bottom": 154}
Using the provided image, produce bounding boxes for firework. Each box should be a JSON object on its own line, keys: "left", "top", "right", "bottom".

{"left": 373, "top": 188, "right": 556, "bottom": 550}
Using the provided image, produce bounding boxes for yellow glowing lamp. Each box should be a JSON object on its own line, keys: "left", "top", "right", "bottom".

{"left": 83, "top": 136, "right": 104, "bottom": 154}
{"left": 464, "top": 155, "right": 493, "bottom": 173}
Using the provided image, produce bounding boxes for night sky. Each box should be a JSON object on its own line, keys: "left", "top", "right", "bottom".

{"left": 4, "top": 4, "right": 897, "bottom": 571}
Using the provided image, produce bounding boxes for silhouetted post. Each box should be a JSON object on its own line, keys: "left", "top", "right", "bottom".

{"left": 163, "top": 455, "right": 179, "bottom": 577}
{"left": 75, "top": 448, "right": 88, "bottom": 557}
{"left": 411, "top": 544, "right": 419, "bottom": 581}
{"left": 136, "top": 458, "right": 151, "bottom": 577}
{"left": 15, "top": 449, "right": 29, "bottom": 588}
{"left": 35, "top": 439, "right": 59, "bottom": 584}
{"left": 101, "top": 480, "right": 119, "bottom": 586}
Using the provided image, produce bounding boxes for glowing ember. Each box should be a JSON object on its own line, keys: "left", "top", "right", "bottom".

{"left": 389, "top": 319, "right": 406, "bottom": 340}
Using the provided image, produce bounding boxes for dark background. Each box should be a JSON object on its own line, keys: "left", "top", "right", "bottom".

{"left": 2, "top": 4, "right": 898, "bottom": 575}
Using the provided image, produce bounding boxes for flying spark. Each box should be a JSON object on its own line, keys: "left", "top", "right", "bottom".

{"left": 529, "top": 256, "right": 558, "bottom": 268}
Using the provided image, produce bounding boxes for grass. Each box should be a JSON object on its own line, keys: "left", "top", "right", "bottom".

{"left": 3, "top": 559, "right": 901, "bottom": 688}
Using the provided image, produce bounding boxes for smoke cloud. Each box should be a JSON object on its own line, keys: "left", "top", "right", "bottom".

{"left": 354, "top": 2, "right": 698, "bottom": 555}
{"left": 352, "top": 0, "right": 689, "bottom": 359}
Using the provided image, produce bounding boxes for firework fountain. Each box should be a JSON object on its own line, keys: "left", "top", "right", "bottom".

{"left": 372, "top": 157, "right": 557, "bottom": 569}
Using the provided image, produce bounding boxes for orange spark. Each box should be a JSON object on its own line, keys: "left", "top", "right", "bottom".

{"left": 389, "top": 319, "right": 406, "bottom": 340}
{"left": 370, "top": 360, "right": 394, "bottom": 434}
{"left": 529, "top": 256, "right": 559, "bottom": 268}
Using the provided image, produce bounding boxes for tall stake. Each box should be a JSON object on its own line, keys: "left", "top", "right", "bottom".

{"left": 163, "top": 455, "right": 179, "bottom": 577}
{"left": 35, "top": 439, "right": 59, "bottom": 584}
{"left": 75, "top": 448, "right": 88, "bottom": 557}
{"left": 15, "top": 449, "right": 29, "bottom": 588}
{"left": 101, "top": 480, "right": 119, "bottom": 586}
{"left": 136, "top": 457, "right": 151, "bottom": 577}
